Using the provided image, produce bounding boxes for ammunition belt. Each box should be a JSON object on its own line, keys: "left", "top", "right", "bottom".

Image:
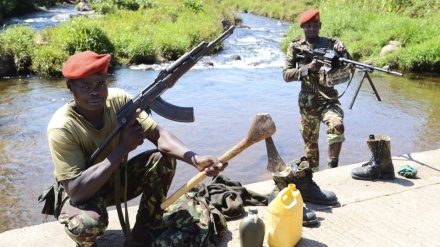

{"left": 301, "top": 85, "right": 335, "bottom": 93}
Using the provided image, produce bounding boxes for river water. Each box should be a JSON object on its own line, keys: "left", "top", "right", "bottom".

{"left": 1, "top": 6, "right": 440, "bottom": 233}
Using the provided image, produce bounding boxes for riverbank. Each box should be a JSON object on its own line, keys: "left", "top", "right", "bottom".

{"left": 1, "top": 148, "right": 439, "bottom": 246}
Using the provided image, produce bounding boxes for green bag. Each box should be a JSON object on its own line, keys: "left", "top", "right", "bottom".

{"left": 37, "top": 182, "right": 66, "bottom": 220}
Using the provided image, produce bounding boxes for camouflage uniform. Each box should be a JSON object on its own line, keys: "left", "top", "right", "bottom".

{"left": 58, "top": 150, "right": 176, "bottom": 247}
{"left": 283, "top": 37, "right": 345, "bottom": 170}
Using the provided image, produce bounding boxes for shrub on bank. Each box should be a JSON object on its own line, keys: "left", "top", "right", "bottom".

{"left": 31, "top": 46, "right": 67, "bottom": 77}
{"left": 0, "top": 24, "right": 35, "bottom": 74}
{"left": 31, "top": 17, "right": 115, "bottom": 77}
{"left": 55, "top": 18, "right": 115, "bottom": 55}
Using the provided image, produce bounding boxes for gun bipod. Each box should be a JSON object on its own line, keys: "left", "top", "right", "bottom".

{"left": 349, "top": 67, "right": 382, "bottom": 109}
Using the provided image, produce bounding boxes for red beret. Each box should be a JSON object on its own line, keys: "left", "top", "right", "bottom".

{"left": 299, "top": 9, "right": 320, "bottom": 25}
{"left": 62, "top": 51, "right": 111, "bottom": 80}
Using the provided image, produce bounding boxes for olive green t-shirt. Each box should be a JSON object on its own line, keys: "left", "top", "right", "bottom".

{"left": 47, "top": 88, "right": 157, "bottom": 182}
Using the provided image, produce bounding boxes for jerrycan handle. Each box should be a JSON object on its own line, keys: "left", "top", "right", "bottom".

{"left": 280, "top": 184, "right": 298, "bottom": 208}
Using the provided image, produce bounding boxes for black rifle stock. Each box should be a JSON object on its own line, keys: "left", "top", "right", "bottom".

{"left": 294, "top": 47, "right": 403, "bottom": 108}
{"left": 87, "top": 25, "right": 235, "bottom": 166}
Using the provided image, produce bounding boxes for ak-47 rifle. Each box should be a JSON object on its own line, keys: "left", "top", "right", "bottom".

{"left": 294, "top": 47, "right": 403, "bottom": 109}
{"left": 87, "top": 25, "right": 235, "bottom": 166}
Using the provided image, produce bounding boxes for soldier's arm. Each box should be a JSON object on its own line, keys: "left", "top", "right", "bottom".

{"left": 283, "top": 42, "right": 309, "bottom": 82}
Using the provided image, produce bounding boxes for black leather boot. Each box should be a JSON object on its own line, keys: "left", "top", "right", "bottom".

{"left": 293, "top": 158, "right": 338, "bottom": 205}
{"left": 352, "top": 135, "right": 395, "bottom": 180}
{"left": 272, "top": 158, "right": 338, "bottom": 206}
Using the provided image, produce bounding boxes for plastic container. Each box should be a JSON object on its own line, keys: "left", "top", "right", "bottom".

{"left": 239, "top": 207, "right": 265, "bottom": 247}
{"left": 267, "top": 183, "right": 303, "bottom": 247}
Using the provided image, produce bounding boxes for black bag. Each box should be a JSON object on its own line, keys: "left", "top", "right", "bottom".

{"left": 38, "top": 182, "right": 66, "bottom": 220}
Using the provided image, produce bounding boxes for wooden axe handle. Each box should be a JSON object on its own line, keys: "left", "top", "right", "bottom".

{"left": 160, "top": 113, "right": 276, "bottom": 209}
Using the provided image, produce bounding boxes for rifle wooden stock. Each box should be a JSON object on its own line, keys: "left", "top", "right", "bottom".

{"left": 161, "top": 113, "right": 276, "bottom": 209}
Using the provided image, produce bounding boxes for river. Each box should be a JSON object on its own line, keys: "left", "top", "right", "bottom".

{"left": 1, "top": 6, "right": 440, "bottom": 233}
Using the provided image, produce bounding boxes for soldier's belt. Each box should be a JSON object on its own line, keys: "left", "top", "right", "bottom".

{"left": 301, "top": 85, "right": 335, "bottom": 93}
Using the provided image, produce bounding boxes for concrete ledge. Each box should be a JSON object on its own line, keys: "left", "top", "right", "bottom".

{"left": 1, "top": 149, "right": 440, "bottom": 246}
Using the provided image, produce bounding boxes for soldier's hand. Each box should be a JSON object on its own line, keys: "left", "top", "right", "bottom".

{"left": 192, "top": 155, "right": 228, "bottom": 177}
{"left": 120, "top": 108, "right": 145, "bottom": 152}
{"left": 334, "top": 41, "right": 346, "bottom": 53}
{"left": 301, "top": 48, "right": 314, "bottom": 57}
{"left": 308, "top": 58, "right": 324, "bottom": 72}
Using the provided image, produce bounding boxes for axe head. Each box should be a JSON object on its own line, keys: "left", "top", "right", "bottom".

{"left": 265, "top": 136, "right": 287, "bottom": 173}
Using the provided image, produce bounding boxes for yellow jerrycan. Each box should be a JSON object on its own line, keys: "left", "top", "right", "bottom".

{"left": 267, "top": 183, "right": 303, "bottom": 247}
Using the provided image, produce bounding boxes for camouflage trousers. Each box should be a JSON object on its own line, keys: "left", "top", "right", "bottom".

{"left": 58, "top": 150, "right": 176, "bottom": 247}
{"left": 300, "top": 103, "right": 344, "bottom": 170}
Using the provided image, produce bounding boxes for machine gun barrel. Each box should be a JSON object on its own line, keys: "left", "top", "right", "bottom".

{"left": 339, "top": 57, "right": 403, "bottom": 76}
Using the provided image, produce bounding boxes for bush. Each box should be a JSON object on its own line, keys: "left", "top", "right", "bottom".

{"left": 31, "top": 46, "right": 67, "bottom": 77}
{"left": 0, "top": 24, "right": 35, "bottom": 74}
{"left": 54, "top": 17, "right": 115, "bottom": 55}
{"left": 90, "top": 2, "right": 116, "bottom": 15}
{"left": 116, "top": 34, "right": 156, "bottom": 64}
{"left": 31, "top": 17, "right": 115, "bottom": 75}
{"left": 154, "top": 24, "right": 191, "bottom": 61}
{"left": 398, "top": 38, "right": 440, "bottom": 72}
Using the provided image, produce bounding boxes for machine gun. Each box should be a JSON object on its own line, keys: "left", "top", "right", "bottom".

{"left": 87, "top": 25, "right": 235, "bottom": 166}
{"left": 294, "top": 47, "right": 403, "bottom": 109}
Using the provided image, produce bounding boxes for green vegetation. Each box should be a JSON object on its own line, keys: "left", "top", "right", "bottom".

{"left": 0, "top": 0, "right": 439, "bottom": 77}
{"left": 0, "top": 25, "right": 35, "bottom": 74}
{"left": 218, "top": 0, "right": 315, "bottom": 20}
{"left": 0, "top": 0, "right": 236, "bottom": 77}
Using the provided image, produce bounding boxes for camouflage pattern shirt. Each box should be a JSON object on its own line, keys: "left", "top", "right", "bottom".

{"left": 283, "top": 36, "right": 342, "bottom": 108}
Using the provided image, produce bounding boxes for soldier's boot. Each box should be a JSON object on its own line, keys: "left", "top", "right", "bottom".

{"left": 293, "top": 158, "right": 338, "bottom": 205}
{"left": 302, "top": 207, "right": 318, "bottom": 227}
{"left": 352, "top": 134, "right": 395, "bottom": 180}
{"left": 326, "top": 158, "right": 339, "bottom": 169}
{"left": 273, "top": 157, "right": 338, "bottom": 205}
{"left": 271, "top": 174, "right": 318, "bottom": 226}
{"left": 326, "top": 142, "right": 342, "bottom": 169}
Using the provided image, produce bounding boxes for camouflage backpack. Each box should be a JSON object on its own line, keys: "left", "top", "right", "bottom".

{"left": 150, "top": 191, "right": 228, "bottom": 247}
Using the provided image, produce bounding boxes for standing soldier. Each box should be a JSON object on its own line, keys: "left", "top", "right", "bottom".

{"left": 283, "top": 9, "right": 350, "bottom": 171}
